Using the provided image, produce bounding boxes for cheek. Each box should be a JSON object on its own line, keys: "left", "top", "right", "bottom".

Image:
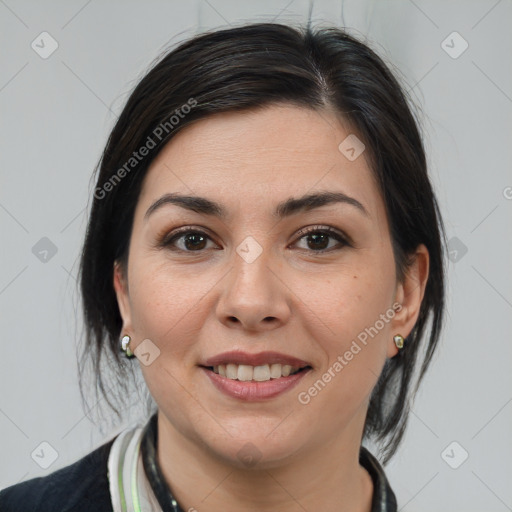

{"left": 300, "top": 263, "right": 395, "bottom": 403}
{"left": 296, "top": 284, "right": 391, "bottom": 424}
{"left": 310, "top": 265, "right": 395, "bottom": 343}
{"left": 296, "top": 275, "right": 393, "bottom": 423}
{"left": 127, "top": 258, "right": 215, "bottom": 355}
{"left": 129, "top": 260, "right": 211, "bottom": 423}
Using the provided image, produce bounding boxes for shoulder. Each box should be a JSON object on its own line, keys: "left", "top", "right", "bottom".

{"left": 0, "top": 435, "right": 117, "bottom": 512}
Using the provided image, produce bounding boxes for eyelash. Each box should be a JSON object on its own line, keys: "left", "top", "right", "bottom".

{"left": 158, "top": 225, "right": 350, "bottom": 254}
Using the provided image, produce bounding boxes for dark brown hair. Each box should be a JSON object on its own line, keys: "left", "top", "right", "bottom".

{"left": 78, "top": 22, "right": 446, "bottom": 463}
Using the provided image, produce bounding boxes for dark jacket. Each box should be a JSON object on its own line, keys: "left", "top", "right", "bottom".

{"left": 0, "top": 425, "right": 397, "bottom": 512}
{"left": 0, "top": 437, "right": 117, "bottom": 512}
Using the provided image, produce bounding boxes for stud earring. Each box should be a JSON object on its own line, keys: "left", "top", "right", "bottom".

{"left": 393, "top": 334, "right": 405, "bottom": 350}
{"left": 121, "top": 335, "right": 135, "bottom": 358}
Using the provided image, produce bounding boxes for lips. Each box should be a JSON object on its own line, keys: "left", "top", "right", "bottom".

{"left": 202, "top": 350, "right": 311, "bottom": 368}
{"left": 199, "top": 350, "right": 312, "bottom": 400}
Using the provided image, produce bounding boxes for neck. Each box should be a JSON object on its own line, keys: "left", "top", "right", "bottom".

{"left": 156, "top": 414, "right": 374, "bottom": 512}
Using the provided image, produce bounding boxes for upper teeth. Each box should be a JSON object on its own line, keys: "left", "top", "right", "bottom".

{"left": 212, "top": 363, "right": 300, "bottom": 381}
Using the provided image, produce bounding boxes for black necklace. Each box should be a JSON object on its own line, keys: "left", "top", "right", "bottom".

{"left": 140, "top": 413, "right": 184, "bottom": 512}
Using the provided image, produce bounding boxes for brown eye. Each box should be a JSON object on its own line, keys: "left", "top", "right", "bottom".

{"left": 181, "top": 232, "right": 208, "bottom": 251}
{"left": 305, "top": 232, "right": 330, "bottom": 250}
{"left": 293, "top": 226, "right": 349, "bottom": 253}
{"left": 161, "top": 229, "right": 216, "bottom": 252}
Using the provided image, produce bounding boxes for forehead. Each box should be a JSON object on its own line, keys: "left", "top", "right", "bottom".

{"left": 137, "top": 104, "right": 383, "bottom": 220}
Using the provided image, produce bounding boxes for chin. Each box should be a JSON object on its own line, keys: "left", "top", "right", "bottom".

{"left": 197, "top": 418, "right": 307, "bottom": 470}
{"left": 216, "top": 438, "right": 303, "bottom": 471}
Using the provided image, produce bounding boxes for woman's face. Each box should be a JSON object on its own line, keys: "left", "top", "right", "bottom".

{"left": 114, "top": 104, "right": 427, "bottom": 468}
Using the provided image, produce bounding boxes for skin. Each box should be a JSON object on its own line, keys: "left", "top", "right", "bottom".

{"left": 113, "top": 104, "right": 429, "bottom": 512}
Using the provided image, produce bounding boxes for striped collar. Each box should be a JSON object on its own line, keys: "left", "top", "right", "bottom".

{"left": 108, "top": 413, "right": 397, "bottom": 512}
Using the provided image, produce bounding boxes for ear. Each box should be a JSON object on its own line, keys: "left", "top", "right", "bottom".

{"left": 113, "top": 260, "right": 133, "bottom": 335}
{"left": 387, "top": 244, "right": 430, "bottom": 358}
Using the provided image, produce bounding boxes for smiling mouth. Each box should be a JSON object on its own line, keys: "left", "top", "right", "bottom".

{"left": 204, "top": 363, "right": 312, "bottom": 382}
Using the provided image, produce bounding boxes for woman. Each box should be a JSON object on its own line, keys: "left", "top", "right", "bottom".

{"left": 0, "top": 21, "right": 445, "bottom": 512}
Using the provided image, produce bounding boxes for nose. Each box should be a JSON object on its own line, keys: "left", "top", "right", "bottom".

{"left": 215, "top": 243, "right": 291, "bottom": 332}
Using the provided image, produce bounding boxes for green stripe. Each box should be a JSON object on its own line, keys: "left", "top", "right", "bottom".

{"left": 117, "top": 436, "right": 128, "bottom": 512}
{"left": 131, "top": 434, "right": 142, "bottom": 512}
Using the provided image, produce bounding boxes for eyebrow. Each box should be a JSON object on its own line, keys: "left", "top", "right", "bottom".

{"left": 144, "top": 190, "right": 369, "bottom": 221}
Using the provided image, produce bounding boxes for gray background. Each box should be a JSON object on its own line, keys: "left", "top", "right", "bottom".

{"left": 1, "top": 0, "right": 511, "bottom": 510}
